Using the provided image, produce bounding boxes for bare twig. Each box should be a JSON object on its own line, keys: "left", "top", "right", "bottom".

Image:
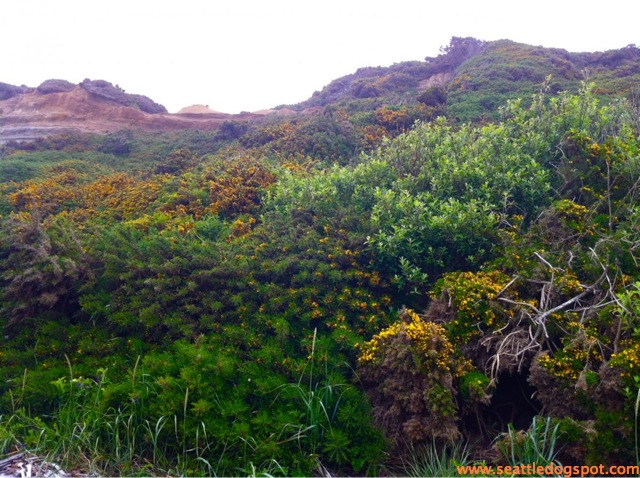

{"left": 0, "top": 451, "right": 27, "bottom": 469}
{"left": 495, "top": 275, "right": 519, "bottom": 298}
{"left": 498, "top": 297, "right": 540, "bottom": 312}
{"left": 534, "top": 252, "right": 565, "bottom": 272}
{"left": 532, "top": 269, "right": 608, "bottom": 328}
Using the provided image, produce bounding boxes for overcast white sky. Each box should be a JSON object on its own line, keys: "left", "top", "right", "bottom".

{"left": 1, "top": 1, "right": 638, "bottom": 114}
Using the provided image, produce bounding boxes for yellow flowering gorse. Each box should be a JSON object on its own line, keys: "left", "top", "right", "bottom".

{"left": 610, "top": 341, "right": 640, "bottom": 381}
{"left": 431, "top": 270, "right": 516, "bottom": 341}
{"left": 358, "top": 309, "right": 470, "bottom": 378}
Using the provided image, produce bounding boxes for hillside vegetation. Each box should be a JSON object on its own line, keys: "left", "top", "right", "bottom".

{"left": 1, "top": 38, "right": 640, "bottom": 476}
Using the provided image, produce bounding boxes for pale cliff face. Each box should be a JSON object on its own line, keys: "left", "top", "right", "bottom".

{"left": 0, "top": 80, "right": 260, "bottom": 142}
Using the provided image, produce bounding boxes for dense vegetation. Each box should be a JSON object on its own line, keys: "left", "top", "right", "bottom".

{"left": 1, "top": 39, "right": 640, "bottom": 476}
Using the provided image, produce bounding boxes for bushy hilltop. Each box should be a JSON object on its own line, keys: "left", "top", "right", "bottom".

{"left": 295, "top": 37, "right": 640, "bottom": 120}
{"left": 0, "top": 38, "right": 639, "bottom": 476}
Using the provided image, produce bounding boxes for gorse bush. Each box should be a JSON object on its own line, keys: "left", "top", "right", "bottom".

{"left": 357, "top": 308, "right": 471, "bottom": 445}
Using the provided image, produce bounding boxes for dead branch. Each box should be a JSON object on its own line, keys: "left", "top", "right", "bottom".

{"left": 487, "top": 268, "right": 609, "bottom": 381}
{"left": 534, "top": 251, "right": 565, "bottom": 272}
{"left": 533, "top": 271, "right": 606, "bottom": 327}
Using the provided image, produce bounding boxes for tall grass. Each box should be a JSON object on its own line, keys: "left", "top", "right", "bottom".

{"left": 0, "top": 363, "right": 221, "bottom": 476}
{"left": 274, "top": 328, "right": 356, "bottom": 474}
{"left": 496, "top": 416, "right": 562, "bottom": 467}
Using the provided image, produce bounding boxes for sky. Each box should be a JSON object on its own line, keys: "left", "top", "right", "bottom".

{"left": 1, "top": 0, "right": 638, "bottom": 114}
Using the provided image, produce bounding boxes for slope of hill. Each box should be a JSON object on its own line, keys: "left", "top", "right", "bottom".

{"left": 207, "top": 37, "right": 638, "bottom": 164}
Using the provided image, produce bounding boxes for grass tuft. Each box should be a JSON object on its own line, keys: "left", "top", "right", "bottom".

{"left": 397, "top": 439, "right": 474, "bottom": 477}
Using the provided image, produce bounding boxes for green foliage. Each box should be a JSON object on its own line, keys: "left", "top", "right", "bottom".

{"left": 459, "top": 371, "right": 492, "bottom": 403}
{"left": 447, "top": 41, "right": 576, "bottom": 121}
{"left": 216, "top": 120, "right": 249, "bottom": 141}
{"left": 3, "top": 70, "right": 640, "bottom": 475}
{"left": 418, "top": 88, "right": 448, "bottom": 109}
{"left": 617, "top": 282, "right": 640, "bottom": 339}
{"left": 266, "top": 158, "right": 396, "bottom": 227}
{"left": 80, "top": 216, "right": 223, "bottom": 340}
{"left": 153, "top": 148, "right": 198, "bottom": 175}
{"left": 429, "top": 36, "right": 488, "bottom": 72}
{"left": 1, "top": 337, "right": 384, "bottom": 476}
{"left": 586, "top": 408, "right": 636, "bottom": 465}
{"left": 370, "top": 193, "right": 499, "bottom": 292}
{"left": 431, "top": 270, "right": 516, "bottom": 342}
{"left": 98, "top": 130, "right": 133, "bottom": 156}
{"left": 240, "top": 113, "right": 361, "bottom": 164}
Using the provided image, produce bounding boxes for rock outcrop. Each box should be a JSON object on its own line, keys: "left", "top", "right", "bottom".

{"left": 79, "top": 79, "right": 168, "bottom": 114}
{"left": 0, "top": 82, "right": 31, "bottom": 101}
{"left": 36, "top": 79, "right": 76, "bottom": 94}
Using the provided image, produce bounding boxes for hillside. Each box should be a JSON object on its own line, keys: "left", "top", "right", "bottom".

{"left": 0, "top": 79, "right": 261, "bottom": 142}
{"left": 298, "top": 37, "right": 640, "bottom": 121}
{"left": 2, "top": 38, "right": 639, "bottom": 147}
{"left": 0, "top": 37, "right": 640, "bottom": 476}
